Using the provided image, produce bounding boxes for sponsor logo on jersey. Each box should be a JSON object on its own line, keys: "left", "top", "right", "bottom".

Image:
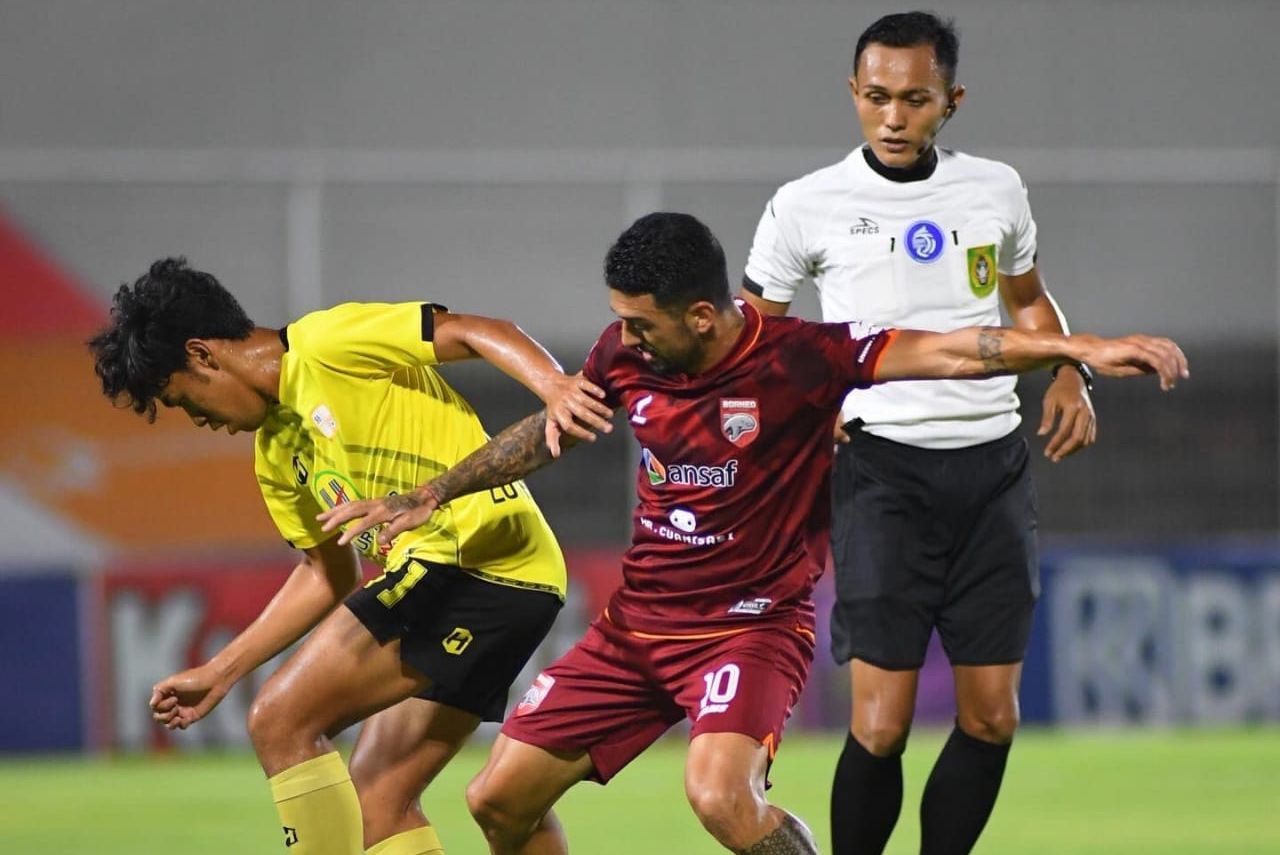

{"left": 720, "top": 398, "right": 760, "bottom": 447}
{"left": 641, "top": 448, "right": 738, "bottom": 488}
{"left": 515, "top": 672, "right": 555, "bottom": 716}
{"left": 905, "top": 220, "right": 945, "bottom": 264}
{"left": 849, "top": 216, "right": 880, "bottom": 236}
{"left": 967, "top": 244, "right": 998, "bottom": 298}
{"left": 641, "top": 515, "right": 735, "bottom": 546}
{"left": 315, "top": 471, "right": 378, "bottom": 555}
{"left": 668, "top": 506, "right": 697, "bottom": 532}
{"left": 309, "top": 404, "right": 338, "bottom": 438}
{"left": 630, "top": 393, "right": 654, "bottom": 425}
{"left": 728, "top": 597, "right": 773, "bottom": 616}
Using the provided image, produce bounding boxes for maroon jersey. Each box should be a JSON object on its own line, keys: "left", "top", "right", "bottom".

{"left": 582, "top": 301, "right": 895, "bottom": 635}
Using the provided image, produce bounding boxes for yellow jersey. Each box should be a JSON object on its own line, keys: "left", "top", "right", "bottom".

{"left": 254, "top": 301, "right": 566, "bottom": 597}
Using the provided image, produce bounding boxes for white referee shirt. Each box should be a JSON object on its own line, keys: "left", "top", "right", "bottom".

{"left": 744, "top": 146, "right": 1038, "bottom": 449}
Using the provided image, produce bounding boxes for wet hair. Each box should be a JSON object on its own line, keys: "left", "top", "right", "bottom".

{"left": 854, "top": 11, "right": 959, "bottom": 86}
{"left": 604, "top": 212, "right": 731, "bottom": 312}
{"left": 88, "top": 257, "right": 253, "bottom": 420}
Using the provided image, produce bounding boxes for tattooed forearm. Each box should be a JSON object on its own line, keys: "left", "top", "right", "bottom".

{"left": 427, "top": 411, "right": 556, "bottom": 504}
{"left": 977, "top": 327, "right": 1008, "bottom": 373}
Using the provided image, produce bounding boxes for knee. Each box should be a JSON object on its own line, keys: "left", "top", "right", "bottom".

{"left": 466, "top": 775, "right": 532, "bottom": 845}
{"left": 851, "top": 717, "right": 911, "bottom": 757}
{"left": 246, "top": 686, "right": 293, "bottom": 758}
{"left": 957, "top": 705, "right": 1020, "bottom": 744}
{"left": 685, "top": 781, "right": 761, "bottom": 849}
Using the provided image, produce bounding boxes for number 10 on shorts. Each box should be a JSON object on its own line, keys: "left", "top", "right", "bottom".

{"left": 699, "top": 663, "right": 741, "bottom": 719}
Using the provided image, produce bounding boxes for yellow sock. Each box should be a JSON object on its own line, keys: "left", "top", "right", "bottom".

{"left": 366, "top": 826, "right": 445, "bottom": 855}
{"left": 268, "top": 751, "right": 364, "bottom": 854}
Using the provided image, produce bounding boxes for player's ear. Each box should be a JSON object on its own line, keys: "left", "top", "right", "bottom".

{"left": 947, "top": 84, "right": 966, "bottom": 111}
{"left": 185, "top": 339, "right": 218, "bottom": 370}
{"left": 686, "top": 301, "right": 718, "bottom": 334}
{"left": 848, "top": 76, "right": 858, "bottom": 101}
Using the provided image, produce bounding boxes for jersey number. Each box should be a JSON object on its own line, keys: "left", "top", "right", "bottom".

{"left": 699, "top": 663, "right": 741, "bottom": 717}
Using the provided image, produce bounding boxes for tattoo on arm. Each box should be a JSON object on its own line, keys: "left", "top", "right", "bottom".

{"left": 428, "top": 411, "right": 555, "bottom": 503}
{"left": 385, "top": 493, "right": 424, "bottom": 514}
{"left": 977, "top": 328, "right": 1008, "bottom": 373}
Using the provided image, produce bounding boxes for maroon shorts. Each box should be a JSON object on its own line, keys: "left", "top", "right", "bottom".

{"left": 501, "top": 614, "right": 815, "bottom": 783}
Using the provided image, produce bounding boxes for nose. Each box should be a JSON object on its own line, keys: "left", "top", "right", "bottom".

{"left": 620, "top": 327, "right": 641, "bottom": 348}
{"left": 884, "top": 102, "right": 906, "bottom": 131}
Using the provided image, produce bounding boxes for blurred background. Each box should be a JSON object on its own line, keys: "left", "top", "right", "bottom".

{"left": 0, "top": 1, "right": 1276, "bottom": 847}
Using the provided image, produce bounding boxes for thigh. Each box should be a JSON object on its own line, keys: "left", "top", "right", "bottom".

{"left": 669, "top": 626, "right": 814, "bottom": 766}
{"left": 256, "top": 606, "right": 430, "bottom": 761}
{"left": 348, "top": 560, "right": 563, "bottom": 722}
{"left": 349, "top": 697, "right": 480, "bottom": 797}
{"left": 501, "top": 621, "right": 682, "bottom": 784}
{"left": 830, "top": 438, "right": 948, "bottom": 670}
{"left": 938, "top": 440, "right": 1039, "bottom": 667}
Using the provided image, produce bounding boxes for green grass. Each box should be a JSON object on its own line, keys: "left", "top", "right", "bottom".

{"left": 1, "top": 729, "right": 1278, "bottom": 853}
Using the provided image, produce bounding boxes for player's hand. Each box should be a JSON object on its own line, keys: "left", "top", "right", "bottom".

{"left": 317, "top": 486, "right": 442, "bottom": 548}
{"left": 833, "top": 417, "right": 851, "bottom": 445}
{"left": 542, "top": 372, "right": 613, "bottom": 457}
{"left": 149, "top": 664, "right": 229, "bottom": 731}
{"left": 1077, "top": 334, "right": 1189, "bottom": 391}
{"left": 1038, "top": 367, "right": 1096, "bottom": 462}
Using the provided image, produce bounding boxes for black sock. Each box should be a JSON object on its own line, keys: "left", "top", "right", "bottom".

{"left": 919, "top": 725, "right": 1011, "bottom": 855}
{"left": 830, "top": 731, "right": 904, "bottom": 855}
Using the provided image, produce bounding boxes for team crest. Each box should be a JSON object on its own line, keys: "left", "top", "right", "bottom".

{"left": 720, "top": 398, "right": 760, "bottom": 447}
{"left": 905, "top": 220, "right": 945, "bottom": 264}
{"left": 515, "top": 672, "right": 555, "bottom": 716}
{"left": 966, "top": 244, "right": 998, "bottom": 298}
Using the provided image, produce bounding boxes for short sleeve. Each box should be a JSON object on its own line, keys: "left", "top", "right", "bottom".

{"left": 581, "top": 324, "right": 623, "bottom": 409}
{"left": 742, "top": 191, "right": 814, "bottom": 303}
{"left": 288, "top": 302, "right": 442, "bottom": 378}
{"left": 783, "top": 320, "right": 898, "bottom": 411}
{"left": 254, "top": 441, "right": 329, "bottom": 550}
{"left": 999, "top": 172, "right": 1038, "bottom": 276}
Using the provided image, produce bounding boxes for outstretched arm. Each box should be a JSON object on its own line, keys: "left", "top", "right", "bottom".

{"left": 149, "top": 537, "right": 361, "bottom": 730}
{"left": 875, "top": 327, "right": 1188, "bottom": 390}
{"left": 317, "top": 410, "right": 567, "bottom": 548}
{"left": 432, "top": 311, "right": 613, "bottom": 455}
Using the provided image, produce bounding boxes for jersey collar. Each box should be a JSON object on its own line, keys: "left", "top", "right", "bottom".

{"left": 860, "top": 144, "right": 938, "bottom": 183}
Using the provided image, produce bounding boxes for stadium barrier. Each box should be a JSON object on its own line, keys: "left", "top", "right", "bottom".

{"left": 1, "top": 543, "right": 1277, "bottom": 753}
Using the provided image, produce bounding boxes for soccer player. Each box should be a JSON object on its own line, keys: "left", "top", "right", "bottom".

{"left": 740, "top": 12, "right": 1096, "bottom": 853}
{"left": 319, "top": 213, "right": 1186, "bottom": 855}
{"left": 88, "top": 258, "right": 613, "bottom": 855}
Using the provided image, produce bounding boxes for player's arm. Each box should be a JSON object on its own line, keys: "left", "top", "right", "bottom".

{"left": 149, "top": 536, "right": 362, "bottom": 730}
{"left": 431, "top": 310, "right": 613, "bottom": 456}
{"left": 317, "top": 409, "right": 566, "bottom": 549}
{"left": 874, "top": 326, "right": 1188, "bottom": 389}
{"left": 1001, "top": 266, "right": 1096, "bottom": 462}
{"left": 738, "top": 287, "right": 792, "bottom": 318}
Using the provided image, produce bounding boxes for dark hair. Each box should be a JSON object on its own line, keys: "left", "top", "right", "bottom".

{"left": 88, "top": 257, "right": 254, "bottom": 420}
{"left": 854, "top": 11, "right": 959, "bottom": 86}
{"left": 604, "top": 212, "right": 730, "bottom": 312}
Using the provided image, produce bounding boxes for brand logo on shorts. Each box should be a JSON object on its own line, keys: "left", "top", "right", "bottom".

{"left": 720, "top": 398, "right": 759, "bottom": 447}
{"left": 905, "top": 220, "right": 945, "bottom": 264}
{"left": 442, "top": 627, "right": 474, "bottom": 655}
{"left": 516, "top": 672, "right": 555, "bottom": 716}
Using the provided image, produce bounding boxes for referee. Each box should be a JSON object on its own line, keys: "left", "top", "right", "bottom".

{"left": 740, "top": 12, "right": 1095, "bottom": 855}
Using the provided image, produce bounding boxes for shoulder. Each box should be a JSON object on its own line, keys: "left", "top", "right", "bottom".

{"left": 284, "top": 303, "right": 361, "bottom": 357}
{"left": 769, "top": 155, "right": 857, "bottom": 218}
{"left": 944, "top": 150, "right": 1029, "bottom": 204}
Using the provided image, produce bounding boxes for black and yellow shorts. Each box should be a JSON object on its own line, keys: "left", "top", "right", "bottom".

{"left": 345, "top": 559, "right": 563, "bottom": 721}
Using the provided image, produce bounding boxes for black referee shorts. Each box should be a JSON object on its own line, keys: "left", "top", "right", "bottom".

{"left": 345, "top": 559, "right": 562, "bottom": 721}
{"left": 829, "top": 427, "right": 1039, "bottom": 670}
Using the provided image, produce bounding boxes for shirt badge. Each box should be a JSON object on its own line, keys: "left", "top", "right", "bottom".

{"left": 720, "top": 398, "right": 760, "bottom": 448}
{"left": 967, "top": 244, "right": 998, "bottom": 298}
{"left": 310, "top": 404, "right": 338, "bottom": 438}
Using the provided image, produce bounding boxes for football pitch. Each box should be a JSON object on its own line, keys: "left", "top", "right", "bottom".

{"left": 2, "top": 728, "right": 1277, "bottom": 854}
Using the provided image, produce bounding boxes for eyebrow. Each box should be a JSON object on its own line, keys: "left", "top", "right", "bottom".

{"left": 862, "top": 85, "right": 937, "bottom": 96}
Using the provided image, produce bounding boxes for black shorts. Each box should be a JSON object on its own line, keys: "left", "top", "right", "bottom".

{"left": 345, "top": 559, "right": 563, "bottom": 721}
{"left": 829, "top": 427, "right": 1039, "bottom": 670}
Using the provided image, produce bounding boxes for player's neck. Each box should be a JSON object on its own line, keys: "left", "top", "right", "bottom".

{"left": 862, "top": 144, "right": 937, "bottom": 183}
{"left": 227, "top": 326, "right": 286, "bottom": 404}
{"left": 689, "top": 304, "right": 748, "bottom": 375}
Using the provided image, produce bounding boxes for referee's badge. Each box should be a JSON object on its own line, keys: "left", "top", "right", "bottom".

{"left": 966, "top": 244, "right": 998, "bottom": 298}
{"left": 720, "top": 398, "right": 760, "bottom": 447}
{"left": 905, "top": 220, "right": 945, "bottom": 264}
